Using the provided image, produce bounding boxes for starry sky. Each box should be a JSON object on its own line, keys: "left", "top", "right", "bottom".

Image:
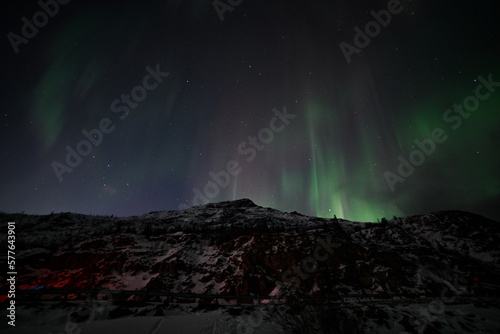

{"left": 1, "top": 0, "right": 499, "bottom": 222}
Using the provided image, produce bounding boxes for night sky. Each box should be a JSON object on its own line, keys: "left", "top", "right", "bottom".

{"left": 1, "top": 0, "right": 499, "bottom": 222}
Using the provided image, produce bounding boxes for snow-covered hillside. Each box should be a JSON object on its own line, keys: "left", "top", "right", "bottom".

{"left": 1, "top": 199, "right": 499, "bottom": 333}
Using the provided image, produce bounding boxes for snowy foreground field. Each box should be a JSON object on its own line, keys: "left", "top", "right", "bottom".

{"left": 3, "top": 301, "right": 500, "bottom": 333}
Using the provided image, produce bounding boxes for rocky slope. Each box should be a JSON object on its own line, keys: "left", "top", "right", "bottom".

{"left": 1, "top": 199, "right": 499, "bottom": 332}
{"left": 1, "top": 199, "right": 499, "bottom": 300}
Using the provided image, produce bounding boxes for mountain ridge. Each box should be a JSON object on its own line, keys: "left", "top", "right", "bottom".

{"left": 2, "top": 197, "right": 497, "bottom": 224}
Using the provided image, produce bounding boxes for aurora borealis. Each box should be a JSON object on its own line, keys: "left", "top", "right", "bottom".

{"left": 1, "top": 0, "right": 499, "bottom": 222}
